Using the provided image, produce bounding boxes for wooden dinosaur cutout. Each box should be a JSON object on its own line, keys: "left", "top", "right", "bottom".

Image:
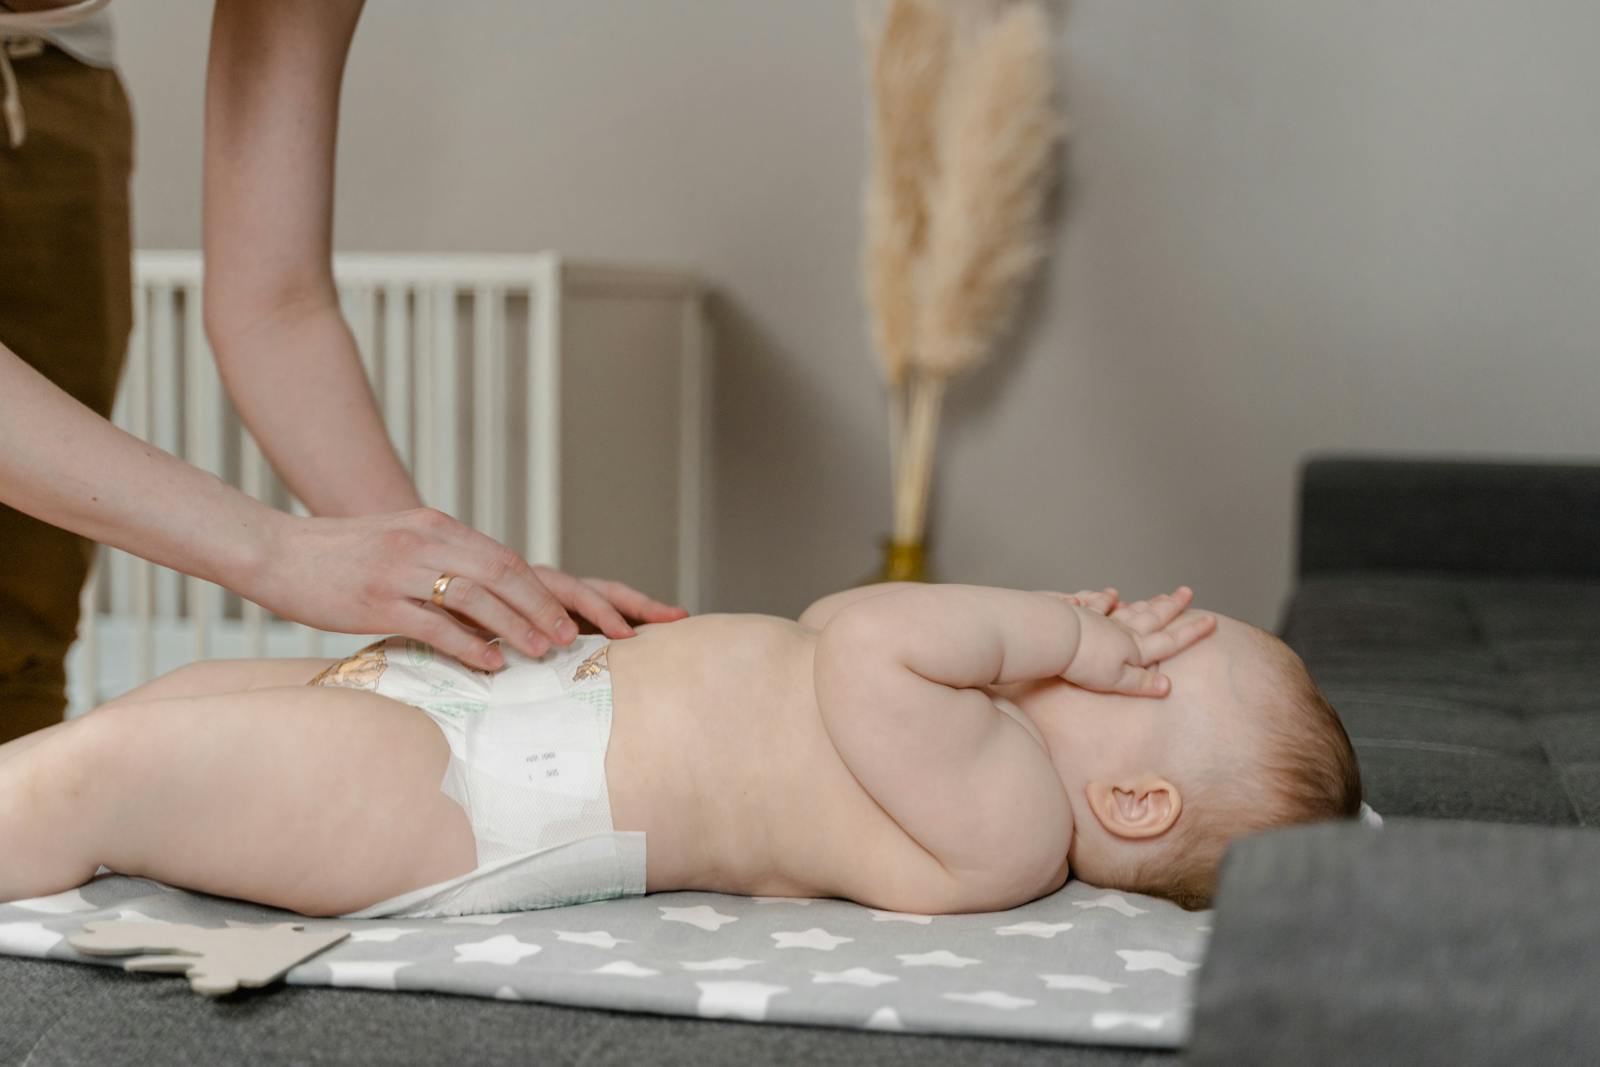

{"left": 69, "top": 920, "right": 349, "bottom": 997}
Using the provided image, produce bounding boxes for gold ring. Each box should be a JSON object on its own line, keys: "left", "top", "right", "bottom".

{"left": 430, "top": 574, "right": 456, "bottom": 607}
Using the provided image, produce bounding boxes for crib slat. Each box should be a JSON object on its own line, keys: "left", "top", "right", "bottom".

{"left": 428, "top": 286, "right": 460, "bottom": 519}
{"left": 473, "top": 286, "right": 506, "bottom": 543}
{"left": 527, "top": 264, "right": 560, "bottom": 566}
{"left": 383, "top": 284, "right": 412, "bottom": 470}
{"left": 413, "top": 288, "right": 435, "bottom": 506}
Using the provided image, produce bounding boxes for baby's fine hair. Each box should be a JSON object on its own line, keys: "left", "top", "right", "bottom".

{"left": 1125, "top": 629, "right": 1361, "bottom": 911}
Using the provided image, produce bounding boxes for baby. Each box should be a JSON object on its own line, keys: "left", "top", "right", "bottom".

{"left": 0, "top": 583, "right": 1360, "bottom": 917}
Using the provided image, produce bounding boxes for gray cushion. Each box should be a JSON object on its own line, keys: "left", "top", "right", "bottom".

{"left": 1281, "top": 573, "right": 1600, "bottom": 825}
{"left": 1297, "top": 457, "right": 1600, "bottom": 579}
{"left": 1186, "top": 820, "right": 1600, "bottom": 1066}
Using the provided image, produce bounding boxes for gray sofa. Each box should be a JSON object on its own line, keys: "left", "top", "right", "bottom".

{"left": 3, "top": 457, "right": 1597, "bottom": 1065}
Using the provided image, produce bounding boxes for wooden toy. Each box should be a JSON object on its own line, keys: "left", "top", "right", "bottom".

{"left": 69, "top": 920, "right": 349, "bottom": 997}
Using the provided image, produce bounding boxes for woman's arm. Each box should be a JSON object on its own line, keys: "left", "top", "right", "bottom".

{"left": 0, "top": 342, "right": 274, "bottom": 591}
{"left": 201, "top": 0, "right": 411, "bottom": 517}
{"left": 197, "top": 0, "right": 686, "bottom": 646}
{"left": 0, "top": 342, "right": 675, "bottom": 668}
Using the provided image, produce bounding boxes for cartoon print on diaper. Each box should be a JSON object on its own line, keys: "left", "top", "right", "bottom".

{"left": 571, "top": 644, "right": 609, "bottom": 683}
{"left": 308, "top": 640, "right": 389, "bottom": 690}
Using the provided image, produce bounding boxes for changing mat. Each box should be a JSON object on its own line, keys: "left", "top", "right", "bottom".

{"left": 0, "top": 876, "right": 1209, "bottom": 1047}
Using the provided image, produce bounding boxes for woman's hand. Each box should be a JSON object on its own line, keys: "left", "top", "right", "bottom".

{"left": 248, "top": 508, "right": 688, "bottom": 670}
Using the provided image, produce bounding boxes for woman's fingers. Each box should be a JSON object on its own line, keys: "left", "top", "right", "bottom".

{"left": 421, "top": 516, "right": 576, "bottom": 649}
{"left": 433, "top": 576, "right": 552, "bottom": 658}
{"left": 535, "top": 568, "right": 635, "bottom": 640}
{"left": 584, "top": 578, "right": 690, "bottom": 624}
{"left": 393, "top": 602, "right": 506, "bottom": 671}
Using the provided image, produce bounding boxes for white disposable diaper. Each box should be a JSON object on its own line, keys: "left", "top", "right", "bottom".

{"left": 310, "top": 634, "right": 646, "bottom": 918}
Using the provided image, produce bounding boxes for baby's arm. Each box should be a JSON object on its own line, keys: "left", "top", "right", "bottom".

{"left": 814, "top": 584, "right": 1209, "bottom": 911}
{"left": 797, "top": 583, "right": 921, "bottom": 630}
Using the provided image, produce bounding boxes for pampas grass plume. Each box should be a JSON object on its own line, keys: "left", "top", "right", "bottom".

{"left": 915, "top": 1, "right": 1059, "bottom": 379}
{"left": 864, "top": 0, "right": 951, "bottom": 388}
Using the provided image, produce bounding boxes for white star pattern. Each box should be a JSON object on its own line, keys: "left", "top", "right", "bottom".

{"left": 944, "top": 990, "right": 1036, "bottom": 1011}
{"left": 454, "top": 935, "right": 543, "bottom": 966}
{"left": 1039, "top": 973, "right": 1123, "bottom": 994}
{"left": 1116, "top": 949, "right": 1199, "bottom": 976}
{"left": 996, "top": 921, "right": 1074, "bottom": 939}
{"left": 592, "top": 960, "right": 660, "bottom": 977}
{"left": 444, "top": 914, "right": 510, "bottom": 926}
{"left": 348, "top": 927, "right": 420, "bottom": 944}
{"left": 680, "top": 957, "right": 764, "bottom": 972}
{"left": 0, "top": 922, "right": 62, "bottom": 957}
{"left": 1070, "top": 893, "right": 1149, "bottom": 918}
{"left": 658, "top": 905, "right": 738, "bottom": 932}
{"left": 865, "top": 1006, "right": 905, "bottom": 1031}
{"left": 326, "top": 961, "right": 408, "bottom": 990}
{"left": 695, "top": 980, "right": 788, "bottom": 1021}
{"left": 811, "top": 967, "right": 898, "bottom": 988}
{"left": 1091, "top": 1011, "right": 1169, "bottom": 1032}
{"left": 897, "top": 949, "right": 981, "bottom": 968}
{"left": 771, "top": 928, "right": 853, "bottom": 951}
{"left": 9, "top": 888, "right": 96, "bottom": 914}
{"left": 555, "top": 930, "right": 630, "bottom": 949}
{"left": 868, "top": 909, "right": 933, "bottom": 924}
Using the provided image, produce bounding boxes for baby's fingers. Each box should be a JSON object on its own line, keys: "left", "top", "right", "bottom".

{"left": 1135, "top": 611, "right": 1217, "bottom": 665}
{"left": 1113, "top": 586, "right": 1195, "bottom": 634}
{"left": 1114, "top": 663, "right": 1171, "bottom": 697}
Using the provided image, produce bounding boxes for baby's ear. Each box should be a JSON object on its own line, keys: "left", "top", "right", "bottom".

{"left": 1084, "top": 777, "right": 1182, "bottom": 840}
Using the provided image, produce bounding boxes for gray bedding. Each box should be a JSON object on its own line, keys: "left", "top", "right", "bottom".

{"left": 0, "top": 875, "right": 1208, "bottom": 1048}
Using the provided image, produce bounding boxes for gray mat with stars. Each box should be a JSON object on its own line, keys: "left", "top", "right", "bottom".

{"left": 0, "top": 876, "right": 1208, "bottom": 1047}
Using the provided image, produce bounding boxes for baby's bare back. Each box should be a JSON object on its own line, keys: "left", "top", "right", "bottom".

{"left": 604, "top": 614, "right": 944, "bottom": 906}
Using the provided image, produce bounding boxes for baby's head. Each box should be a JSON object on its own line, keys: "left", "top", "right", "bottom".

{"left": 1016, "top": 614, "right": 1361, "bottom": 909}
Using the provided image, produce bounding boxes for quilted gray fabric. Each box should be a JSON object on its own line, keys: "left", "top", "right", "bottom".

{"left": 1281, "top": 573, "right": 1600, "bottom": 826}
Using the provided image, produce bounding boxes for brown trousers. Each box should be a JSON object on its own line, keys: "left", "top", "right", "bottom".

{"left": 0, "top": 46, "right": 133, "bottom": 741}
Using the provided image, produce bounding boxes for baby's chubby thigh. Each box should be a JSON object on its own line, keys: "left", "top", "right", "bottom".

{"left": 61, "top": 685, "right": 478, "bottom": 916}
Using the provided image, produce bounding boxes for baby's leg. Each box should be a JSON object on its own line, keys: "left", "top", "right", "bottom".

{"left": 95, "top": 657, "right": 336, "bottom": 711}
{"left": 0, "top": 658, "right": 335, "bottom": 773}
{"left": 0, "top": 686, "right": 475, "bottom": 915}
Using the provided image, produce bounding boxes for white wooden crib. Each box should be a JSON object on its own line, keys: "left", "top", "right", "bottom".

{"left": 65, "top": 251, "right": 708, "bottom": 714}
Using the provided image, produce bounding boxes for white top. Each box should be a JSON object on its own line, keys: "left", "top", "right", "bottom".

{"left": 1, "top": 0, "right": 115, "bottom": 148}
{"left": 0, "top": 0, "right": 114, "bottom": 66}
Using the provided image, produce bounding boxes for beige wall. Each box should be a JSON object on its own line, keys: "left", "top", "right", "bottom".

{"left": 115, "top": 1, "right": 1600, "bottom": 626}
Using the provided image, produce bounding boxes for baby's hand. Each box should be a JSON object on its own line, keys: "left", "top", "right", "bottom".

{"left": 1050, "top": 587, "right": 1119, "bottom": 615}
{"left": 1056, "top": 586, "right": 1216, "bottom": 697}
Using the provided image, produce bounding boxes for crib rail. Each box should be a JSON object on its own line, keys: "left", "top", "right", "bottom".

{"left": 71, "top": 252, "right": 573, "bottom": 711}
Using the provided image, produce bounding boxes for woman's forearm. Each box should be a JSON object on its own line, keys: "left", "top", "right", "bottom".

{"left": 205, "top": 299, "right": 420, "bottom": 516}
{"left": 203, "top": 0, "right": 416, "bottom": 517}
{"left": 0, "top": 342, "right": 279, "bottom": 588}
